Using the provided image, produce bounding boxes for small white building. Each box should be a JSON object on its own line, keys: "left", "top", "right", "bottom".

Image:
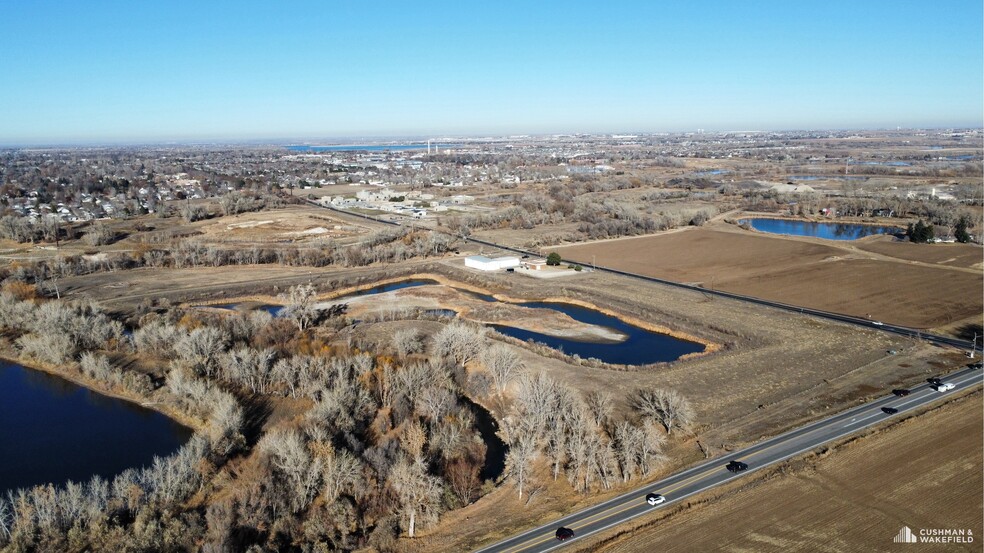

{"left": 465, "top": 255, "right": 520, "bottom": 271}
{"left": 522, "top": 258, "right": 548, "bottom": 271}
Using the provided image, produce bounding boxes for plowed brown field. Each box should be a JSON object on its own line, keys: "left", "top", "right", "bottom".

{"left": 551, "top": 228, "right": 983, "bottom": 330}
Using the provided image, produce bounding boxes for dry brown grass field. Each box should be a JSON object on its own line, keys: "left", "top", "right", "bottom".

{"left": 550, "top": 225, "right": 983, "bottom": 332}
{"left": 581, "top": 392, "right": 983, "bottom": 553}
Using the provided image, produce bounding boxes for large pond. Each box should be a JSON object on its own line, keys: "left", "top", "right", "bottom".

{"left": 258, "top": 279, "right": 704, "bottom": 365}
{"left": 0, "top": 361, "right": 193, "bottom": 493}
{"left": 741, "top": 218, "right": 902, "bottom": 241}
{"left": 491, "top": 302, "right": 704, "bottom": 365}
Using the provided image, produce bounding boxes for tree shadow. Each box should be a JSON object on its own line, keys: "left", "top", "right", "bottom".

{"left": 954, "top": 323, "right": 983, "bottom": 347}
{"left": 239, "top": 393, "right": 273, "bottom": 447}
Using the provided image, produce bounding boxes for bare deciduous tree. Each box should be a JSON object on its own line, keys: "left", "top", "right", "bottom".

{"left": 480, "top": 344, "right": 524, "bottom": 395}
{"left": 634, "top": 388, "right": 695, "bottom": 435}
{"left": 505, "top": 431, "right": 537, "bottom": 501}
{"left": 392, "top": 329, "right": 424, "bottom": 359}
{"left": 261, "top": 429, "right": 322, "bottom": 513}
{"left": 584, "top": 389, "right": 614, "bottom": 428}
{"left": 322, "top": 449, "right": 362, "bottom": 505}
{"left": 278, "top": 283, "right": 320, "bottom": 332}
{"left": 388, "top": 458, "right": 443, "bottom": 538}
{"left": 431, "top": 321, "right": 485, "bottom": 368}
{"left": 177, "top": 326, "right": 228, "bottom": 378}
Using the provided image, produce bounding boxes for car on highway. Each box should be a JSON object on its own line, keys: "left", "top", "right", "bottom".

{"left": 881, "top": 406, "right": 899, "bottom": 414}
{"left": 726, "top": 460, "right": 749, "bottom": 473}
{"left": 871, "top": 321, "right": 884, "bottom": 326}
{"left": 555, "top": 527, "right": 575, "bottom": 541}
{"left": 646, "top": 493, "right": 666, "bottom": 506}
{"left": 892, "top": 389, "right": 911, "bottom": 397}
{"left": 928, "top": 377, "right": 943, "bottom": 386}
{"left": 935, "top": 382, "right": 956, "bottom": 392}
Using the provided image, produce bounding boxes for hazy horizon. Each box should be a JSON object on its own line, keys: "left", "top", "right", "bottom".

{"left": 3, "top": 125, "right": 984, "bottom": 150}
{"left": 2, "top": 1, "right": 982, "bottom": 145}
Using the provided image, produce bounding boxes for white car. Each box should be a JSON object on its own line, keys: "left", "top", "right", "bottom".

{"left": 936, "top": 382, "right": 956, "bottom": 392}
{"left": 646, "top": 493, "right": 666, "bottom": 506}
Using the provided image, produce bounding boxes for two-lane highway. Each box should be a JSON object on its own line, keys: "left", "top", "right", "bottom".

{"left": 475, "top": 366, "right": 983, "bottom": 553}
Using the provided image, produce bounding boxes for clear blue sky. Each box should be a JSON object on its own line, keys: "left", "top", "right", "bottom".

{"left": 1, "top": 0, "right": 981, "bottom": 144}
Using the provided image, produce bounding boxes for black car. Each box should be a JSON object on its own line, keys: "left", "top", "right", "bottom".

{"left": 892, "top": 389, "right": 911, "bottom": 397}
{"left": 970, "top": 362, "right": 983, "bottom": 370}
{"left": 928, "top": 377, "right": 943, "bottom": 386}
{"left": 556, "top": 527, "right": 575, "bottom": 541}
{"left": 881, "top": 406, "right": 899, "bottom": 414}
{"left": 725, "top": 460, "right": 748, "bottom": 473}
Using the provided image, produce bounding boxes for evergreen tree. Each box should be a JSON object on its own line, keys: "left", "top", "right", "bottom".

{"left": 955, "top": 217, "right": 971, "bottom": 243}
{"left": 907, "top": 220, "right": 934, "bottom": 243}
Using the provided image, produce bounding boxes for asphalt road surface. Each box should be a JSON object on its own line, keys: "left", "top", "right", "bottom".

{"left": 473, "top": 365, "right": 983, "bottom": 553}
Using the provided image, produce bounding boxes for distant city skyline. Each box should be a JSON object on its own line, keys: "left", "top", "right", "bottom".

{"left": 1, "top": 1, "right": 981, "bottom": 146}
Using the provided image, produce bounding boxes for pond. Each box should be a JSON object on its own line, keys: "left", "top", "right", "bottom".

{"left": 740, "top": 218, "right": 902, "bottom": 241}
{"left": 253, "top": 279, "right": 704, "bottom": 365}
{"left": 0, "top": 360, "right": 192, "bottom": 493}
{"left": 491, "top": 302, "right": 704, "bottom": 365}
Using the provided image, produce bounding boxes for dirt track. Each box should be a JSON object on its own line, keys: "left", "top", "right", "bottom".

{"left": 587, "top": 392, "right": 983, "bottom": 553}
{"left": 551, "top": 227, "right": 983, "bottom": 331}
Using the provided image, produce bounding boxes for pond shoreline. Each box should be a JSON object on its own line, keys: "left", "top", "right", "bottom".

{"left": 190, "top": 272, "right": 722, "bottom": 361}
{"left": 0, "top": 350, "right": 205, "bottom": 433}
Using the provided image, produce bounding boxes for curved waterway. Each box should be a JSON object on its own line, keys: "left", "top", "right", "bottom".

{"left": 255, "top": 279, "right": 703, "bottom": 365}
{"left": 0, "top": 361, "right": 192, "bottom": 493}
{"left": 741, "top": 218, "right": 902, "bottom": 240}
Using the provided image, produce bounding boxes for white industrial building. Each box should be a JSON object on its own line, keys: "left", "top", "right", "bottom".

{"left": 465, "top": 255, "right": 520, "bottom": 271}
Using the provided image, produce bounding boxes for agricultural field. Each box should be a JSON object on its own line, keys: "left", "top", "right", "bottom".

{"left": 550, "top": 223, "right": 983, "bottom": 333}
{"left": 583, "top": 391, "right": 983, "bottom": 553}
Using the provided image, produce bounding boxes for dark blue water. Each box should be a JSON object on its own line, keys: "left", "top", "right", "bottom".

{"left": 741, "top": 218, "right": 902, "bottom": 240}
{"left": 255, "top": 279, "right": 702, "bottom": 365}
{"left": 492, "top": 302, "right": 704, "bottom": 365}
{"left": 0, "top": 361, "right": 192, "bottom": 493}
{"left": 259, "top": 279, "right": 438, "bottom": 317}
{"left": 286, "top": 144, "right": 457, "bottom": 152}
{"left": 461, "top": 398, "right": 506, "bottom": 481}
{"left": 788, "top": 175, "right": 866, "bottom": 181}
